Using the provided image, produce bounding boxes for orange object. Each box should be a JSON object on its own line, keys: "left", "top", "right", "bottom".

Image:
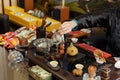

{"left": 59, "top": 44, "right": 65, "bottom": 55}
{"left": 68, "top": 31, "right": 88, "bottom": 38}
{"left": 88, "top": 65, "right": 97, "bottom": 78}
{"left": 52, "top": 6, "right": 69, "bottom": 22}
{"left": 4, "top": 37, "right": 19, "bottom": 48}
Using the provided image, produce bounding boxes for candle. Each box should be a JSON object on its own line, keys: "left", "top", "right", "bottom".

{"left": 62, "top": 0, "right": 65, "bottom": 8}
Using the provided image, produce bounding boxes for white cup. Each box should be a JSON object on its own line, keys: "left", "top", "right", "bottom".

{"left": 50, "top": 61, "right": 58, "bottom": 67}
{"left": 71, "top": 38, "right": 78, "bottom": 43}
{"left": 75, "top": 64, "right": 84, "bottom": 70}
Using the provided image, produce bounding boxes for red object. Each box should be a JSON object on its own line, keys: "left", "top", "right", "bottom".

{"left": 77, "top": 43, "right": 112, "bottom": 59}
{"left": 3, "top": 32, "right": 16, "bottom": 40}
{"left": 69, "top": 31, "right": 88, "bottom": 38}
{"left": 59, "top": 44, "right": 65, "bottom": 55}
{"left": 69, "top": 31, "right": 84, "bottom": 36}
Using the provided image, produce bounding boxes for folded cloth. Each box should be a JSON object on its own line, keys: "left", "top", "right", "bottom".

{"left": 77, "top": 43, "right": 112, "bottom": 59}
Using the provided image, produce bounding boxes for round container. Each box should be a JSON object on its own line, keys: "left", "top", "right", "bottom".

{"left": 49, "top": 61, "right": 58, "bottom": 67}
{"left": 71, "top": 38, "right": 78, "bottom": 43}
{"left": 33, "top": 38, "right": 53, "bottom": 53}
{"left": 8, "top": 50, "right": 24, "bottom": 63}
{"left": 75, "top": 64, "right": 84, "bottom": 70}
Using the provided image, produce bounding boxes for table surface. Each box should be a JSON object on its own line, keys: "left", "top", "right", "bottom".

{"left": 0, "top": 45, "right": 120, "bottom": 80}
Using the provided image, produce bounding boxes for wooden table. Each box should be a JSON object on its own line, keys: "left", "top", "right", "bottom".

{"left": 0, "top": 45, "right": 119, "bottom": 80}
{"left": 27, "top": 43, "right": 120, "bottom": 80}
{"left": 27, "top": 47, "right": 80, "bottom": 80}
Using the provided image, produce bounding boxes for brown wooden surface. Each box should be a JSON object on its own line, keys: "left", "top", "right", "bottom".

{"left": 24, "top": 0, "right": 34, "bottom": 11}
{"left": 27, "top": 48, "right": 80, "bottom": 80}
{"left": 0, "top": 45, "right": 119, "bottom": 80}
{"left": 27, "top": 44, "right": 120, "bottom": 80}
{"left": 53, "top": 6, "right": 69, "bottom": 22}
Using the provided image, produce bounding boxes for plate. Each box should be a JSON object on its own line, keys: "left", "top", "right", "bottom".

{"left": 114, "top": 61, "right": 120, "bottom": 69}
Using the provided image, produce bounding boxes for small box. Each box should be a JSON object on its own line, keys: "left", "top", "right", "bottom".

{"left": 9, "top": 12, "right": 42, "bottom": 27}
{"left": 52, "top": 6, "right": 69, "bottom": 22}
{"left": 28, "top": 65, "right": 52, "bottom": 80}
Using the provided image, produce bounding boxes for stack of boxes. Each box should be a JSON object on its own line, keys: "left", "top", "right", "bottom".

{"left": 5, "top": 6, "right": 61, "bottom": 32}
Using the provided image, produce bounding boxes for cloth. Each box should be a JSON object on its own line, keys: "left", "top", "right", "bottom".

{"left": 73, "top": 7, "right": 120, "bottom": 57}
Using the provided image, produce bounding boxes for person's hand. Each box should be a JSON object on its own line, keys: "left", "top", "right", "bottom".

{"left": 58, "top": 20, "right": 77, "bottom": 35}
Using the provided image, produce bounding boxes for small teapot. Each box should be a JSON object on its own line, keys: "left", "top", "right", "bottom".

{"left": 66, "top": 43, "right": 78, "bottom": 56}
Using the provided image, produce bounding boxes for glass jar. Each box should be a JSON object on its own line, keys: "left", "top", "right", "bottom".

{"left": 8, "top": 50, "right": 24, "bottom": 63}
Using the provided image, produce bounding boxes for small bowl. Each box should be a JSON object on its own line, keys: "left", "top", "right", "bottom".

{"left": 75, "top": 64, "right": 84, "bottom": 70}
{"left": 114, "top": 61, "right": 120, "bottom": 69}
{"left": 33, "top": 38, "right": 53, "bottom": 52}
{"left": 49, "top": 61, "right": 58, "bottom": 68}
{"left": 71, "top": 38, "right": 78, "bottom": 43}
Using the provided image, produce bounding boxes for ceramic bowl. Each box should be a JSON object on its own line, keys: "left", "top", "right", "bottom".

{"left": 33, "top": 38, "right": 53, "bottom": 52}
{"left": 49, "top": 61, "right": 58, "bottom": 67}
{"left": 71, "top": 38, "right": 78, "bottom": 43}
{"left": 75, "top": 64, "right": 84, "bottom": 70}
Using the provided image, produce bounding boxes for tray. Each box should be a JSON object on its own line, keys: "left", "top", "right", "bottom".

{"left": 27, "top": 42, "right": 107, "bottom": 80}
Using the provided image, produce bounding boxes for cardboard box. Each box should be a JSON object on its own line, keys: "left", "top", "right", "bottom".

{"left": 4, "top": 6, "right": 61, "bottom": 31}
{"left": 5, "top": 6, "right": 24, "bottom": 15}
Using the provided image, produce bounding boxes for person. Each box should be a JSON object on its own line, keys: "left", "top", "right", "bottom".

{"left": 58, "top": 7, "right": 120, "bottom": 57}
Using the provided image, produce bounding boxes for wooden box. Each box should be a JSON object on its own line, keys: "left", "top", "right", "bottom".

{"left": 52, "top": 6, "right": 69, "bottom": 22}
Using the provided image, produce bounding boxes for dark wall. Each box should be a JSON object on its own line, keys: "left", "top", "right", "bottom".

{"left": 18, "top": 0, "right": 120, "bottom": 18}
